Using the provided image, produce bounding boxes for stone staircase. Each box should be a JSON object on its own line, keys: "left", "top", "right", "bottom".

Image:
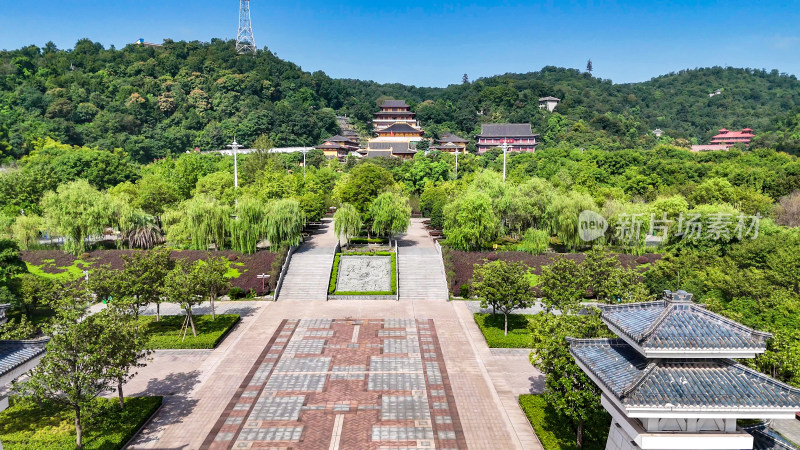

{"left": 398, "top": 247, "right": 449, "bottom": 301}
{"left": 277, "top": 247, "right": 336, "bottom": 301}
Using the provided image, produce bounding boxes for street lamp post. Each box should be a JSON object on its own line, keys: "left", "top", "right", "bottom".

{"left": 454, "top": 148, "right": 459, "bottom": 180}
{"left": 227, "top": 138, "right": 243, "bottom": 205}
{"left": 500, "top": 140, "right": 511, "bottom": 183}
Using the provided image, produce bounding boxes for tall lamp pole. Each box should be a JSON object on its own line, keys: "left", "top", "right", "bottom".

{"left": 454, "top": 148, "right": 459, "bottom": 180}
{"left": 227, "top": 138, "right": 243, "bottom": 205}
{"left": 500, "top": 140, "right": 511, "bottom": 183}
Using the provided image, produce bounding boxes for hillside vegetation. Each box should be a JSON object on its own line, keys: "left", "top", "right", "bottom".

{"left": 2, "top": 39, "right": 800, "bottom": 164}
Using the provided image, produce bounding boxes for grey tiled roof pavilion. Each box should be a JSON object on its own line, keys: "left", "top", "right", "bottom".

{"left": 600, "top": 290, "right": 771, "bottom": 357}
{"left": 0, "top": 340, "right": 47, "bottom": 381}
{"left": 569, "top": 338, "right": 800, "bottom": 412}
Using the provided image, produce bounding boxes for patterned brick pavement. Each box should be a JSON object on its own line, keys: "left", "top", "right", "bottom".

{"left": 202, "top": 318, "right": 466, "bottom": 449}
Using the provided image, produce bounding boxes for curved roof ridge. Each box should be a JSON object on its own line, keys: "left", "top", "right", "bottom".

{"left": 620, "top": 360, "right": 659, "bottom": 398}
{"left": 636, "top": 304, "right": 674, "bottom": 342}
{"left": 689, "top": 303, "right": 773, "bottom": 341}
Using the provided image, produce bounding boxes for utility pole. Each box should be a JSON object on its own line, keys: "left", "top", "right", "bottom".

{"left": 227, "top": 138, "right": 243, "bottom": 205}
{"left": 500, "top": 140, "right": 511, "bottom": 183}
{"left": 236, "top": 0, "right": 257, "bottom": 54}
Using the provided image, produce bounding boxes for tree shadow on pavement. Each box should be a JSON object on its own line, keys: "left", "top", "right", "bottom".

{"left": 126, "top": 370, "right": 202, "bottom": 448}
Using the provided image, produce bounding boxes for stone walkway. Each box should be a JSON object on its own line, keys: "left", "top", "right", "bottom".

{"left": 126, "top": 300, "right": 543, "bottom": 449}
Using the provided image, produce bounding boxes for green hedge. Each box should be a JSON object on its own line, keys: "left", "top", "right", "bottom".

{"left": 473, "top": 313, "right": 533, "bottom": 348}
{"left": 349, "top": 238, "right": 389, "bottom": 244}
{"left": 518, "top": 395, "right": 609, "bottom": 450}
{"left": 139, "top": 314, "right": 240, "bottom": 349}
{"left": 0, "top": 396, "right": 162, "bottom": 449}
{"left": 328, "top": 252, "right": 397, "bottom": 296}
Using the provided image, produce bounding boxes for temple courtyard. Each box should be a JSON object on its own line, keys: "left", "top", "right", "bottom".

{"left": 123, "top": 220, "right": 543, "bottom": 449}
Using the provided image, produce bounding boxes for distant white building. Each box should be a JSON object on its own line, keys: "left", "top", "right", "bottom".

{"left": 652, "top": 128, "right": 663, "bottom": 138}
{"left": 708, "top": 89, "right": 722, "bottom": 98}
{"left": 538, "top": 96, "right": 561, "bottom": 112}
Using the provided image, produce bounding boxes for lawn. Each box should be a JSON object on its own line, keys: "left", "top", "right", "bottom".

{"left": 25, "top": 258, "right": 92, "bottom": 282}
{"left": 473, "top": 313, "right": 533, "bottom": 348}
{"left": 518, "top": 395, "right": 609, "bottom": 450}
{"left": 0, "top": 396, "right": 162, "bottom": 449}
{"left": 138, "top": 314, "right": 240, "bottom": 349}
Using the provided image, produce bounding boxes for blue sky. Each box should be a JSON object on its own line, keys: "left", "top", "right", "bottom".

{"left": 2, "top": 0, "right": 799, "bottom": 87}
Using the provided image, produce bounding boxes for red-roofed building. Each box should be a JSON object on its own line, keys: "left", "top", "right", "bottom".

{"left": 710, "top": 128, "right": 755, "bottom": 146}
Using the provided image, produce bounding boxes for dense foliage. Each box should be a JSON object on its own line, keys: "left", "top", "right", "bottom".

{"left": 2, "top": 39, "right": 799, "bottom": 166}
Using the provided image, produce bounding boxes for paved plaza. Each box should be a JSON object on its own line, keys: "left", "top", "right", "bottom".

{"left": 203, "top": 318, "right": 465, "bottom": 449}
{"left": 124, "top": 220, "right": 543, "bottom": 449}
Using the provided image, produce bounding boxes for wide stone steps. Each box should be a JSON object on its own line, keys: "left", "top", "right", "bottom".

{"left": 278, "top": 251, "right": 335, "bottom": 301}
{"left": 398, "top": 251, "right": 448, "bottom": 301}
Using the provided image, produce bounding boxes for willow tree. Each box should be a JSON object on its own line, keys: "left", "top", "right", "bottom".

{"left": 265, "top": 198, "right": 305, "bottom": 248}
{"left": 11, "top": 214, "right": 42, "bottom": 250}
{"left": 333, "top": 203, "right": 362, "bottom": 247}
{"left": 369, "top": 192, "right": 411, "bottom": 239}
{"left": 163, "top": 194, "right": 231, "bottom": 250}
{"left": 546, "top": 192, "right": 599, "bottom": 251}
{"left": 231, "top": 196, "right": 268, "bottom": 254}
{"left": 40, "top": 179, "right": 113, "bottom": 255}
{"left": 443, "top": 191, "right": 499, "bottom": 251}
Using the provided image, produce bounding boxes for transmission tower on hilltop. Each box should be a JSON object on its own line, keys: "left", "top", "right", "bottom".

{"left": 236, "top": 0, "right": 257, "bottom": 54}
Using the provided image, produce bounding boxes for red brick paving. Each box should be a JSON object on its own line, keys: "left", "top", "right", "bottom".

{"left": 201, "top": 319, "right": 465, "bottom": 449}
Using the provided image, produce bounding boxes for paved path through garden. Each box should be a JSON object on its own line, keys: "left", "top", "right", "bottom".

{"left": 278, "top": 219, "right": 338, "bottom": 301}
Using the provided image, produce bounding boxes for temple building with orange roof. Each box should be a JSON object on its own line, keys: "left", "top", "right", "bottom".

{"left": 430, "top": 132, "right": 468, "bottom": 153}
{"left": 366, "top": 99, "right": 425, "bottom": 158}
{"left": 316, "top": 135, "right": 360, "bottom": 160}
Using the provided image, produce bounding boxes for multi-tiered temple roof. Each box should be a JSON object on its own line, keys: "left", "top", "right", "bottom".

{"left": 569, "top": 290, "right": 800, "bottom": 449}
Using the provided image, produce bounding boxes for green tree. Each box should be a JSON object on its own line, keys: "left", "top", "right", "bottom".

{"left": 265, "top": 198, "right": 305, "bottom": 248}
{"left": 333, "top": 203, "right": 362, "bottom": 247}
{"left": 40, "top": 179, "right": 113, "bottom": 255}
{"left": 162, "top": 194, "right": 231, "bottom": 250}
{"left": 230, "top": 196, "right": 268, "bottom": 254}
{"left": 539, "top": 256, "right": 587, "bottom": 313}
{"left": 11, "top": 214, "right": 41, "bottom": 250}
{"left": 0, "top": 239, "right": 26, "bottom": 305}
{"left": 164, "top": 259, "right": 203, "bottom": 337}
{"left": 17, "top": 273, "right": 59, "bottom": 318}
{"left": 472, "top": 260, "right": 533, "bottom": 335}
{"left": 18, "top": 287, "right": 109, "bottom": 449}
{"left": 443, "top": 191, "right": 499, "bottom": 251}
{"left": 95, "top": 308, "right": 151, "bottom": 408}
{"left": 123, "top": 248, "right": 175, "bottom": 320}
{"left": 545, "top": 192, "right": 598, "bottom": 251}
{"left": 194, "top": 256, "right": 230, "bottom": 320}
{"left": 529, "top": 311, "right": 613, "bottom": 448}
{"left": 369, "top": 192, "right": 411, "bottom": 239}
{"left": 334, "top": 163, "right": 394, "bottom": 214}
{"left": 517, "top": 228, "right": 550, "bottom": 255}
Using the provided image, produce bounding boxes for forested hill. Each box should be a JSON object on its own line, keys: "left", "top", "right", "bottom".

{"left": 1, "top": 38, "right": 800, "bottom": 163}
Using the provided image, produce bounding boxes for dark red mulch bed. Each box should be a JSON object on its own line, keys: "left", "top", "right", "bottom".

{"left": 443, "top": 249, "right": 662, "bottom": 295}
{"left": 21, "top": 249, "right": 279, "bottom": 294}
